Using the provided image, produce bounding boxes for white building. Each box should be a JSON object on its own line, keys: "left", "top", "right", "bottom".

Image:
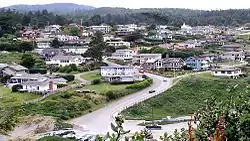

{"left": 106, "top": 41, "right": 131, "bottom": 48}
{"left": 37, "top": 42, "right": 51, "bottom": 48}
{"left": 20, "top": 79, "right": 57, "bottom": 93}
{"left": 132, "top": 54, "right": 162, "bottom": 65}
{"left": 62, "top": 46, "right": 88, "bottom": 55}
{"left": 56, "top": 35, "right": 79, "bottom": 42}
{"left": 91, "top": 25, "right": 111, "bottom": 33}
{"left": 111, "top": 49, "right": 137, "bottom": 61}
{"left": 181, "top": 23, "right": 192, "bottom": 30}
{"left": 220, "top": 51, "right": 245, "bottom": 62}
{"left": 46, "top": 55, "right": 85, "bottom": 66}
{"left": 100, "top": 66, "right": 143, "bottom": 83}
{"left": 212, "top": 68, "right": 242, "bottom": 78}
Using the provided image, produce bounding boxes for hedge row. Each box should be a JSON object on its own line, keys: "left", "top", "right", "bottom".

{"left": 126, "top": 78, "right": 153, "bottom": 90}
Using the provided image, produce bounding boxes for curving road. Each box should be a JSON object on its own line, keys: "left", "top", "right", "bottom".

{"left": 71, "top": 59, "right": 173, "bottom": 135}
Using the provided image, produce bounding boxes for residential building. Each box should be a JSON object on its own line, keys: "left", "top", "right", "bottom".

{"left": 220, "top": 51, "right": 245, "bottom": 61}
{"left": 37, "top": 42, "right": 51, "bottom": 48}
{"left": 181, "top": 23, "right": 192, "bottom": 30}
{"left": 20, "top": 79, "right": 57, "bottom": 93}
{"left": 186, "top": 57, "right": 210, "bottom": 71}
{"left": 2, "top": 65, "right": 28, "bottom": 77}
{"left": 61, "top": 46, "right": 88, "bottom": 55}
{"left": 55, "top": 35, "right": 79, "bottom": 42}
{"left": 40, "top": 48, "right": 65, "bottom": 60}
{"left": 199, "top": 53, "right": 219, "bottom": 62}
{"left": 132, "top": 54, "right": 162, "bottom": 65}
{"left": 22, "top": 30, "right": 39, "bottom": 40}
{"left": 111, "top": 49, "right": 137, "bottom": 61}
{"left": 212, "top": 67, "right": 242, "bottom": 78}
{"left": 8, "top": 73, "right": 48, "bottom": 87}
{"left": 91, "top": 25, "right": 111, "bottom": 33}
{"left": 106, "top": 41, "right": 131, "bottom": 48}
{"left": 100, "top": 66, "right": 143, "bottom": 83}
{"left": 160, "top": 58, "right": 185, "bottom": 70}
{"left": 46, "top": 55, "right": 85, "bottom": 66}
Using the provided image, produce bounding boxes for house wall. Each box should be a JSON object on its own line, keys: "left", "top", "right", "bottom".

{"left": 212, "top": 70, "right": 241, "bottom": 77}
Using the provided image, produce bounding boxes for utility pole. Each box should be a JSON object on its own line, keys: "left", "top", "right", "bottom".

{"left": 80, "top": 19, "right": 83, "bottom": 26}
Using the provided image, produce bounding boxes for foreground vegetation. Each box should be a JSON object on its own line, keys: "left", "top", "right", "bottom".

{"left": 122, "top": 73, "right": 250, "bottom": 120}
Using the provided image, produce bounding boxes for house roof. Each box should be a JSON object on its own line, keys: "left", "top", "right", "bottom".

{"left": 22, "top": 79, "right": 51, "bottom": 87}
{"left": 101, "top": 66, "right": 134, "bottom": 69}
{"left": 8, "top": 65, "right": 28, "bottom": 71}
{"left": 53, "top": 78, "right": 68, "bottom": 83}
{"left": 11, "top": 73, "right": 47, "bottom": 80}
{"left": 163, "top": 58, "right": 184, "bottom": 63}
{"left": 52, "top": 55, "right": 83, "bottom": 60}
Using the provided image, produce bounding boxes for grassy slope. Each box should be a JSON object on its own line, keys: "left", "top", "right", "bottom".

{"left": 0, "top": 52, "right": 23, "bottom": 64}
{"left": 81, "top": 70, "right": 102, "bottom": 81}
{"left": 122, "top": 73, "right": 250, "bottom": 120}
{"left": 0, "top": 86, "right": 40, "bottom": 109}
{"left": 81, "top": 70, "right": 130, "bottom": 93}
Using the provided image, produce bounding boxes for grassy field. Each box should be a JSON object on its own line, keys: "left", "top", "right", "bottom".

{"left": 0, "top": 52, "right": 23, "bottom": 64}
{"left": 122, "top": 73, "right": 250, "bottom": 120}
{"left": 0, "top": 86, "right": 40, "bottom": 108}
{"left": 81, "top": 70, "right": 102, "bottom": 81}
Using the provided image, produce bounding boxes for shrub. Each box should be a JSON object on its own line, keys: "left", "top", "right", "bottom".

{"left": 126, "top": 79, "right": 153, "bottom": 90}
{"left": 54, "top": 119, "right": 73, "bottom": 131}
{"left": 61, "top": 75, "right": 75, "bottom": 82}
{"left": 57, "top": 84, "right": 68, "bottom": 88}
{"left": 92, "top": 79, "right": 101, "bottom": 85}
{"left": 106, "top": 91, "right": 116, "bottom": 101}
{"left": 12, "top": 84, "right": 23, "bottom": 92}
{"left": 60, "top": 92, "right": 74, "bottom": 99}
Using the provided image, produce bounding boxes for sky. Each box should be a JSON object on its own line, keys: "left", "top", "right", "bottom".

{"left": 0, "top": 0, "right": 250, "bottom": 10}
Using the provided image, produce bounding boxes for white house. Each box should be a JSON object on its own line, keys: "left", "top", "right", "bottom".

{"left": 212, "top": 68, "right": 242, "bottom": 78}
{"left": 106, "top": 41, "right": 131, "bottom": 48}
{"left": 91, "top": 25, "right": 111, "bottom": 33}
{"left": 132, "top": 54, "right": 162, "bottom": 65}
{"left": 62, "top": 46, "right": 88, "bottom": 55}
{"left": 220, "top": 51, "right": 245, "bottom": 62}
{"left": 7, "top": 73, "right": 47, "bottom": 87}
{"left": 56, "top": 35, "right": 79, "bottom": 42}
{"left": 46, "top": 55, "right": 85, "bottom": 66}
{"left": 186, "top": 57, "right": 210, "bottom": 71}
{"left": 181, "top": 23, "right": 192, "bottom": 30}
{"left": 37, "top": 42, "right": 51, "bottom": 48}
{"left": 20, "top": 79, "right": 57, "bottom": 93}
{"left": 111, "top": 49, "right": 137, "bottom": 61}
{"left": 100, "top": 66, "right": 143, "bottom": 83}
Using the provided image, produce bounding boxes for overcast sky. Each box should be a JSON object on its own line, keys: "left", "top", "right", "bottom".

{"left": 1, "top": 0, "right": 250, "bottom": 10}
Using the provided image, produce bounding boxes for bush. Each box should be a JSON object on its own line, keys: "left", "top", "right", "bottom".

{"left": 57, "top": 84, "right": 68, "bottom": 88}
{"left": 126, "top": 79, "right": 153, "bottom": 90}
{"left": 61, "top": 75, "right": 75, "bottom": 82}
{"left": 92, "top": 79, "right": 101, "bottom": 85}
{"left": 106, "top": 91, "right": 116, "bottom": 101}
{"left": 12, "top": 84, "right": 23, "bottom": 92}
{"left": 54, "top": 119, "right": 73, "bottom": 131}
{"left": 60, "top": 92, "right": 74, "bottom": 99}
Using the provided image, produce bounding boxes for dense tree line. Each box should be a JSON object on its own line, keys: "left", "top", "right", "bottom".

{"left": 72, "top": 8, "right": 250, "bottom": 27}
{"left": 0, "top": 8, "right": 71, "bottom": 37}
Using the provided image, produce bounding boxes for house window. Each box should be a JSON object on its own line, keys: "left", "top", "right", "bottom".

{"left": 221, "top": 71, "right": 225, "bottom": 74}
{"left": 37, "top": 86, "right": 39, "bottom": 90}
{"left": 215, "top": 71, "right": 218, "bottom": 74}
{"left": 227, "top": 71, "right": 232, "bottom": 74}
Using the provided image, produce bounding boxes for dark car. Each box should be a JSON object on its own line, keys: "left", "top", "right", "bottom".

{"left": 149, "top": 90, "right": 156, "bottom": 93}
{"left": 145, "top": 124, "right": 162, "bottom": 130}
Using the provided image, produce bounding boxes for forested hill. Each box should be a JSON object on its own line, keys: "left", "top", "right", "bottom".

{"left": 5, "top": 3, "right": 95, "bottom": 14}
{"left": 75, "top": 8, "right": 250, "bottom": 26}
{"left": 3, "top": 4, "right": 250, "bottom": 27}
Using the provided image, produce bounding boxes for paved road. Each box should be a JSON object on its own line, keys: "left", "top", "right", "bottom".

{"left": 71, "top": 60, "right": 248, "bottom": 135}
{"left": 71, "top": 59, "right": 173, "bottom": 135}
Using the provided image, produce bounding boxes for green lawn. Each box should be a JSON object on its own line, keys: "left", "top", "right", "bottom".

{"left": 0, "top": 52, "right": 23, "bottom": 64}
{"left": 81, "top": 70, "right": 102, "bottom": 81}
{"left": 82, "top": 83, "right": 129, "bottom": 94}
{"left": 0, "top": 86, "right": 40, "bottom": 108}
{"left": 122, "top": 74, "right": 250, "bottom": 120}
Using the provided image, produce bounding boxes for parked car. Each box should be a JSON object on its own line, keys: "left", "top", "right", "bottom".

{"left": 149, "top": 90, "right": 156, "bottom": 93}
{"left": 163, "top": 79, "right": 168, "bottom": 82}
{"left": 145, "top": 124, "right": 162, "bottom": 130}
